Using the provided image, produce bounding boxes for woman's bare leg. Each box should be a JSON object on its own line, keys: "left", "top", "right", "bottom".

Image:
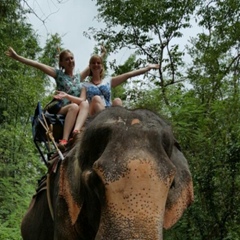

{"left": 112, "top": 98, "right": 122, "bottom": 106}
{"left": 89, "top": 96, "right": 105, "bottom": 116}
{"left": 73, "top": 101, "right": 89, "bottom": 131}
{"left": 58, "top": 103, "right": 79, "bottom": 140}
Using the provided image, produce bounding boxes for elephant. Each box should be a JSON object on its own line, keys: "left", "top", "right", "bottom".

{"left": 21, "top": 176, "right": 54, "bottom": 240}
{"left": 21, "top": 106, "right": 194, "bottom": 240}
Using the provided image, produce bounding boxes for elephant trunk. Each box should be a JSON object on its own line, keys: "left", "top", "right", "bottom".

{"left": 93, "top": 158, "right": 176, "bottom": 240}
{"left": 95, "top": 210, "right": 164, "bottom": 240}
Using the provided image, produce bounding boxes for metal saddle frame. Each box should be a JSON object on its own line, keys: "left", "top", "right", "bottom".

{"left": 32, "top": 102, "right": 65, "bottom": 165}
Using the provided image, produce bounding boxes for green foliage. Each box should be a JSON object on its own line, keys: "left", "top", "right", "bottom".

{"left": 39, "top": 33, "right": 63, "bottom": 68}
{"left": 111, "top": 54, "right": 137, "bottom": 101}
{"left": 0, "top": 1, "right": 64, "bottom": 239}
{"left": 87, "top": 0, "right": 198, "bottom": 107}
{"left": 0, "top": 123, "right": 46, "bottom": 239}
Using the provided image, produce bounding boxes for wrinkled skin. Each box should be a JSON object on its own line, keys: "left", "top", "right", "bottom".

{"left": 21, "top": 186, "right": 54, "bottom": 240}
{"left": 21, "top": 107, "right": 194, "bottom": 240}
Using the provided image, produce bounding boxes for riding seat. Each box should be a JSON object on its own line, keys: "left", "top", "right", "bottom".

{"left": 32, "top": 102, "right": 65, "bottom": 165}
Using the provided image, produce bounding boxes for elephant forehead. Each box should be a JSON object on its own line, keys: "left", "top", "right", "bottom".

{"left": 89, "top": 120, "right": 175, "bottom": 180}
{"left": 102, "top": 116, "right": 141, "bottom": 127}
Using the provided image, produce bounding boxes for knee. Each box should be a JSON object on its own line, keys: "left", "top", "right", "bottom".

{"left": 68, "top": 103, "right": 79, "bottom": 113}
{"left": 92, "top": 96, "right": 103, "bottom": 104}
{"left": 112, "top": 98, "right": 122, "bottom": 106}
{"left": 80, "top": 100, "right": 89, "bottom": 109}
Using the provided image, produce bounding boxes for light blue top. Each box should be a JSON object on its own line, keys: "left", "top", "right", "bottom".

{"left": 83, "top": 77, "right": 112, "bottom": 107}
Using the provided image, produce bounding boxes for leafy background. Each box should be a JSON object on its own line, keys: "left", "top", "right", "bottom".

{"left": 0, "top": 0, "right": 240, "bottom": 239}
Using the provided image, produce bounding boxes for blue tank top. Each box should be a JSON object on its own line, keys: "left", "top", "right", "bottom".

{"left": 83, "top": 77, "right": 112, "bottom": 107}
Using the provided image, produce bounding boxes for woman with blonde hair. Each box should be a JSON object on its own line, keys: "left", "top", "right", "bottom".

{"left": 6, "top": 46, "right": 106, "bottom": 148}
{"left": 81, "top": 54, "right": 160, "bottom": 116}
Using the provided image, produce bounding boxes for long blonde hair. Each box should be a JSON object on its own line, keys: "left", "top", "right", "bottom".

{"left": 89, "top": 55, "right": 105, "bottom": 79}
{"left": 58, "top": 49, "right": 73, "bottom": 69}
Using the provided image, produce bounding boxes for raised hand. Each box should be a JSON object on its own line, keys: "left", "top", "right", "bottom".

{"left": 100, "top": 45, "right": 107, "bottom": 58}
{"left": 148, "top": 63, "right": 160, "bottom": 70}
{"left": 5, "top": 47, "right": 18, "bottom": 59}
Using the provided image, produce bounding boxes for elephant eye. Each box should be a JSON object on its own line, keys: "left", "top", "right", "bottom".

{"left": 174, "top": 140, "right": 182, "bottom": 152}
{"left": 170, "top": 179, "right": 176, "bottom": 189}
{"left": 79, "top": 125, "right": 112, "bottom": 169}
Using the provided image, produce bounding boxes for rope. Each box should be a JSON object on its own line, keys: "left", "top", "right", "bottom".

{"left": 38, "top": 113, "right": 64, "bottom": 161}
{"left": 37, "top": 112, "right": 66, "bottom": 221}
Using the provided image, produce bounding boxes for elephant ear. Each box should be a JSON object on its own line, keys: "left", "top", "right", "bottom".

{"left": 163, "top": 142, "right": 194, "bottom": 229}
{"left": 58, "top": 145, "right": 84, "bottom": 226}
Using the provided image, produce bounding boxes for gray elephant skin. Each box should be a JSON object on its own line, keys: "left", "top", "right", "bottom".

{"left": 21, "top": 107, "right": 194, "bottom": 240}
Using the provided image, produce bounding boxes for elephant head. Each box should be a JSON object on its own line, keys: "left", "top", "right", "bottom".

{"left": 56, "top": 107, "right": 194, "bottom": 240}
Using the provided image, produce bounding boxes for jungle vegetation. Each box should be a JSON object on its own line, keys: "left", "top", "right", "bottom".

{"left": 0, "top": 0, "right": 239, "bottom": 239}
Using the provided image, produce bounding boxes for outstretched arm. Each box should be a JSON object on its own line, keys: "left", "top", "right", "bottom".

{"left": 100, "top": 45, "right": 107, "bottom": 59}
{"left": 80, "top": 66, "right": 90, "bottom": 82}
{"left": 111, "top": 64, "right": 160, "bottom": 88}
{"left": 5, "top": 47, "right": 56, "bottom": 78}
{"left": 54, "top": 90, "right": 86, "bottom": 104}
{"left": 80, "top": 45, "right": 107, "bottom": 82}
